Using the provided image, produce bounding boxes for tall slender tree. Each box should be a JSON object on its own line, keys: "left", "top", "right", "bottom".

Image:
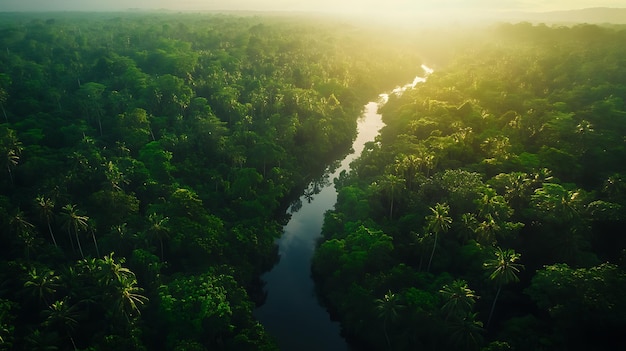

{"left": 379, "top": 173, "right": 405, "bottom": 220}
{"left": 483, "top": 247, "right": 523, "bottom": 328}
{"left": 3, "top": 148, "right": 19, "bottom": 186}
{"left": 114, "top": 273, "right": 148, "bottom": 322}
{"left": 146, "top": 213, "right": 170, "bottom": 260}
{"left": 43, "top": 299, "right": 81, "bottom": 351}
{"left": 60, "top": 204, "right": 89, "bottom": 259}
{"left": 10, "top": 210, "right": 35, "bottom": 238}
{"left": 474, "top": 214, "right": 500, "bottom": 245}
{"left": 0, "top": 79, "right": 8, "bottom": 123}
{"left": 448, "top": 312, "right": 484, "bottom": 350}
{"left": 425, "top": 202, "right": 452, "bottom": 272}
{"left": 439, "top": 279, "right": 478, "bottom": 320}
{"left": 0, "top": 126, "right": 22, "bottom": 186}
{"left": 375, "top": 290, "right": 404, "bottom": 350}
{"left": 395, "top": 154, "right": 421, "bottom": 191}
{"left": 35, "top": 196, "right": 58, "bottom": 248}
{"left": 10, "top": 210, "right": 37, "bottom": 261}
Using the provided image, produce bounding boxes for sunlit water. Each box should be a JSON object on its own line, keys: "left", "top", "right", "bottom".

{"left": 254, "top": 66, "right": 431, "bottom": 351}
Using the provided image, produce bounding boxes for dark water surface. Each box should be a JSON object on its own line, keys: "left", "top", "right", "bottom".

{"left": 253, "top": 100, "right": 385, "bottom": 351}
{"left": 254, "top": 65, "right": 432, "bottom": 350}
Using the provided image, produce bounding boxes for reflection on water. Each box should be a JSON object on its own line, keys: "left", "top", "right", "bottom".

{"left": 380, "top": 64, "right": 432, "bottom": 104}
{"left": 254, "top": 66, "right": 431, "bottom": 351}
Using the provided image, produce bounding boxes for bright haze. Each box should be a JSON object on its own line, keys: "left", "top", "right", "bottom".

{"left": 2, "top": 0, "right": 625, "bottom": 24}
{"left": 2, "top": 0, "right": 625, "bottom": 12}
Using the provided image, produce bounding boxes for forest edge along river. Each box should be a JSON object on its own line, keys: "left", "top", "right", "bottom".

{"left": 254, "top": 65, "right": 432, "bottom": 351}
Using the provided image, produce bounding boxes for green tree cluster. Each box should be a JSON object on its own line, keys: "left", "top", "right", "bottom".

{"left": 0, "top": 12, "right": 422, "bottom": 350}
{"left": 313, "top": 22, "right": 626, "bottom": 351}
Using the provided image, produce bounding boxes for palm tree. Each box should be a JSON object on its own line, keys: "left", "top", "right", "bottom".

{"left": 483, "top": 247, "right": 523, "bottom": 328}
{"left": 602, "top": 173, "right": 626, "bottom": 201}
{"left": 425, "top": 202, "right": 452, "bottom": 272}
{"left": 103, "top": 160, "right": 127, "bottom": 191}
{"left": 474, "top": 214, "right": 500, "bottom": 245}
{"left": 476, "top": 189, "right": 512, "bottom": 221}
{"left": 501, "top": 172, "right": 532, "bottom": 209}
{"left": 0, "top": 85, "right": 8, "bottom": 123}
{"left": 380, "top": 174, "right": 405, "bottom": 220}
{"left": 531, "top": 183, "right": 583, "bottom": 221}
{"left": 98, "top": 253, "right": 134, "bottom": 287}
{"left": 448, "top": 312, "right": 484, "bottom": 350}
{"left": 439, "top": 279, "right": 478, "bottom": 320}
{"left": 10, "top": 209, "right": 34, "bottom": 236}
{"left": 1, "top": 127, "right": 22, "bottom": 185}
{"left": 114, "top": 273, "right": 148, "bottom": 322}
{"left": 528, "top": 168, "right": 553, "bottom": 188}
{"left": 3, "top": 148, "right": 19, "bottom": 185}
{"left": 84, "top": 254, "right": 148, "bottom": 323}
{"left": 60, "top": 204, "right": 89, "bottom": 259}
{"left": 10, "top": 210, "right": 38, "bottom": 261}
{"left": 574, "top": 119, "right": 594, "bottom": 152}
{"left": 69, "top": 258, "right": 102, "bottom": 301}
{"left": 35, "top": 196, "right": 58, "bottom": 248}
{"left": 395, "top": 154, "right": 421, "bottom": 191}
{"left": 459, "top": 213, "right": 477, "bottom": 243}
{"left": 43, "top": 299, "right": 81, "bottom": 351}
{"left": 423, "top": 153, "right": 436, "bottom": 177}
{"left": 413, "top": 231, "right": 433, "bottom": 271}
{"left": 303, "top": 187, "right": 315, "bottom": 203}
{"left": 22, "top": 266, "right": 60, "bottom": 306}
{"left": 375, "top": 290, "right": 404, "bottom": 350}
{"left": 146, "top": 213, "right": 170, "bottom": 260}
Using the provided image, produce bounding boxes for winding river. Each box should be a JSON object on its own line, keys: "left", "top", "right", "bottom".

{"left": 254, "top": 67, "right": 431, "bottom": 350}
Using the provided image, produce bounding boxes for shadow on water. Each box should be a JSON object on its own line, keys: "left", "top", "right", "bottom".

{"left": 253, "top": 100, "right": 384, "bottom": 351}
{"left": 254, "top": 67, "right": 431, "bottom": 351}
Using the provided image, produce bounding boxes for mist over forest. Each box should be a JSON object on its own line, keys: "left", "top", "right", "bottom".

{"left": 1, "top": 4, "right": 625, "bottom": 351}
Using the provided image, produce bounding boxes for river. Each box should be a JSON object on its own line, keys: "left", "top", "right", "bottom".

{"left": 254, "top": 66, "right": 431, "bottom": 351}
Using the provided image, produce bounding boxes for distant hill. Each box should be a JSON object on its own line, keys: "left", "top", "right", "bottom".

{"left": 507, "top": 7, "right": 626, "bottom": 24}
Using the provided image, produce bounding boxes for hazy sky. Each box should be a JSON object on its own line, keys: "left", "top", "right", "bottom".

{"left": 1, "top": 0, "right": 625, "bottom": 13}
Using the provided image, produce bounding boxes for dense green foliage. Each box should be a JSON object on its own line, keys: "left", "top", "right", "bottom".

{"left": 313, "top": 23, "right": 626, "bottom": 351}
{"left": 0, "top": 12, "right": 421, "bottom": 350}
